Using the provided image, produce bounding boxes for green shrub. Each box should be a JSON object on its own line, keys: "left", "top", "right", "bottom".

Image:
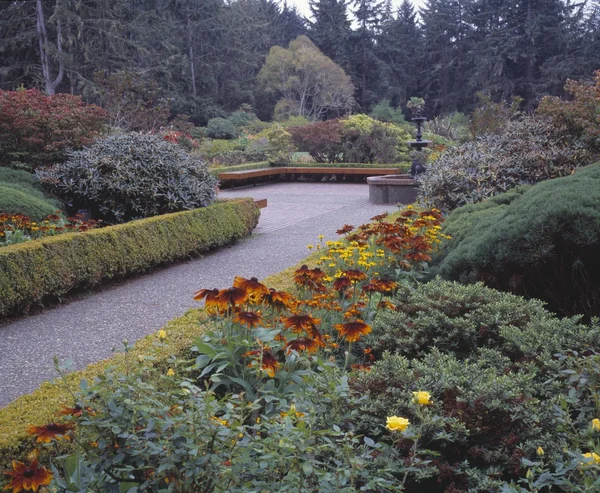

{"left": 258, "top": 124, "right": 296, "bottom": 163}
{"left": 205, "top": 117, "right": 239, "bottom": 139}
{"left": 227, "top": 110, "right": 258, "bottom": 129}
{"left": 341, "top": 114, "right": 411, "bottom": 164}
{"left": 369, "top": 99, "right": 407, "bottom": 126}
{"left": 366, "top": 278, "right": 599, "bottom": 365}
{"left": 37, "top": 133, "right": 218, "bottom": 223}
{"left": 0, "top": 168, "right": 42, "bottom": 188}
{"left": 0, "top": 199, "right": 259, "bottom": 318}
{"left": 418, "top": 116, "right": 596, "bottom": 211}
{"left": 433, "top": 163, "right": 600, "bottom": 318}
{"left": 0, "top": 185, "right": 58, "bottom": 221}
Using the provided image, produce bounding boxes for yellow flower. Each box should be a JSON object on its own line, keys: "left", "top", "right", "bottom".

{"left": 537, "top": 447, "right": 544, "bottom": 457}
{"left": 307, "top": 244, "right": 314, "bottom": 250}
{"left": 592, "top": 418, "right": 600, "bottom": 432}
{"left": 581, "top": 452, "right": 600, "bottom": 465}
{"left": 166, "top": 368, "right": 175, "bottom": 377}
{"left": 386, "top": 416, "right": 410, "bottom": 432}
{"left": 212, "top": 416, "right": 228, "bottom": 426}
{"left": 158, "top": 330, "right": 167, "bottom": 341}
{"left": 412, "top": 391, "right": 432, "bottom": 405}
{"left": 318, "top": 234, "right": 324, "bottom": 240}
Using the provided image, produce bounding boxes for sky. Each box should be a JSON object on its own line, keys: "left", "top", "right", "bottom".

{"left": 286, "top": 0, "right": 427, "bottom": 21}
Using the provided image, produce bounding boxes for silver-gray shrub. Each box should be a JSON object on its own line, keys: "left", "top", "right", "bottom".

{"left": 418, "top": 116, "right": 596, "bottom": 211}
{"left": 37, "top": 132, "right": 218, "bottom": 223}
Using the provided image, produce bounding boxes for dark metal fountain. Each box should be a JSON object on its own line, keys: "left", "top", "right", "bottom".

{"left": 367, "top": 101, "right": 431, "bottom": 204}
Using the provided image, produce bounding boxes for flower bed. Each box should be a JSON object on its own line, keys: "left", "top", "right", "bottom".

{"left": 0, "top": 199, "right": 259, "bottom": 318}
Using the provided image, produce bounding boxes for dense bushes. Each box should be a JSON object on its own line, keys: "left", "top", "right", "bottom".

{"left": 289, "top": 119, "right": 344, "bottom": 163}
{"left": 418, "top": 116, "right": 596, "bottom": 210}
{"left": 37, "top": 133, "right": 218, "bottom": 223}
{"left": 205, "top": 117, "right": 239, "bottom": 139}
{"left": 0, "top": 199, "right": 259, "bottom": 318}
{"left": 0, "top": 169, "right": 61, "bottom": 220}
{"left": 432, "top": 163, "right": 600, "bottom": 318}
{"left": 0, "top": 89, "right": 108, "bottom": 170}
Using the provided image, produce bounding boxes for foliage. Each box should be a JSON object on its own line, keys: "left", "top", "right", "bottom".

{"left": 258, "top": 124, "right": 296, "bottom": 162}
{"left": 424, "top": 113, "right": 469, "bottom": 142}
{"left": 205, "top": 117, "right": 239, "bottom": 140}
{"left": 537, "top": 69, "right": 600, "bottom": 153}
{"left": 288, "top": 119, "right": 344, "bottom": 163}
{"left": 341, "top": 114, "right": 411, "bottom": 164}
{"left": 0, "top": 199, "right": 259, "bottom": 318}
{"left": 259, "top": 35, "right": 355, "bottom": 120}
{"left": 227, "top": 110, "right": 258, "bottom": 129}
{"left": 370, "top": 99, "right": 407, "bottom": 126}
{"left": 0, "top": 213, "right": 98, "bottom": 247}
{"left": 0, "top": 186, "right": 60, "bottom": 222}
{"left": 418, "top": 116, "right": 595, "bottom": 211}
{"left": 433, "top": 163, "right": 600, "bottom": 318}
{"left": 37, "top": 133, "right": 218, "bottom": 223}
{"left": 94, "top": 71, "right": 170, "bottom": 132}
{"left": 0, "top": 89, "right": 108, "bottom": 170}
{"left": 469, "top": 92, "right": 522, "bottom": 138}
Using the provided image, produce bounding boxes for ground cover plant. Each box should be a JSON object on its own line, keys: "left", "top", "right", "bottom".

{"left": 3, "top": 206, "right": 600, "bottom": 492}
{"left": 36, "top": 133, "right": 218, "bottom": 224}
{"left": 432, "top": 163, "right": 600, "bottom": 319}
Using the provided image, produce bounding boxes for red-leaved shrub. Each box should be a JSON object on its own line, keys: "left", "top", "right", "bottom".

{"left": 0, "top": 89, "right": 108, "bottom": 170}
{"left": 288, "top": 119, "right": 344, "bottom": 163}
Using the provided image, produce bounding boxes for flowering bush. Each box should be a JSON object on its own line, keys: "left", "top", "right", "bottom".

{"left": 0, "top": 88, "right": 108, "bottom": 170}
{"left": 0, "top": 212, "right": 99, "bottom": 247}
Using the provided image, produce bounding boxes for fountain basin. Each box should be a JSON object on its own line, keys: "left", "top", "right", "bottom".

{"left": 367, "top": 174, "right": 418, "bottom": 205}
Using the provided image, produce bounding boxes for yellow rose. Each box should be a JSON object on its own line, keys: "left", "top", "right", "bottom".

{"left": 592, "top": 418, "right": 600, "bottom": 432}
{"left": 412, "top": 391, "right": 432, "bottom": 405}
{"left": 166, "top": 368, "right": 175, "bottom": 377}
{"left": 158, "top": 330, "right": 167, "bottom": 341}
{"left": 386, "top": 416, "right": 410, "bottom": 432}
{"left": 581, "top": 452, "right": 600, "bottom": 465}
{"left": 536, "top": 447, "right": 544, "bottom": 457}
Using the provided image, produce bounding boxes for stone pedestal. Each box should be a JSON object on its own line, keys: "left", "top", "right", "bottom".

{"left": 367, "top": 174, "right": 418, "bottom": 205}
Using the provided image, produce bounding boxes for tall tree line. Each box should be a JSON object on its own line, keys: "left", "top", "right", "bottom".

{"left": 1, "top": 0, "right": 599, "bottom": 121}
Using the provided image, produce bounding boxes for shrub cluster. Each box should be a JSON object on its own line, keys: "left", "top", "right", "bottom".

{"left": 0, "top": 199, "right": 259, "bottom": 318}
{"left": 0, "top": 168, "right": 61, "bottom": 221}
{"left": 37, "top": 133, "right": 218, "bottom": 223}
{"left": 418, "top": 116, "right": 595, "bottom": 211}
{"left": 432, "top": 163, "right": 600, "bottom": 318}
{"left": 0, "top": 88, "right": 108, "bottom": 170}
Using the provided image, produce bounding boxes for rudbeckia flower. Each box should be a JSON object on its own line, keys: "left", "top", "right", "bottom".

{"left": 285, "top": 337, "right": 323, "bottom": 354}
{"left": 27, "top": 422, "right": 75, "bottom": 443}
{"left": 58, "top": 405, "right": 95, "bottom": 418}
{"left": 336, "top": 224, "right": 354, "bottom": 235}
{"left": 193, "top": 288, "right": 220, "bottom": 311}
{"left": 4, "top": 450, "right": 53, "bottom": 493}
{"left": 263, "top": 288, "right": 296, "bottom": 310}
{"left": 333, "top": 276, "right": 351, "bottom": 291}
{"left": 233, "top": 276, "right": 269, "bottom": 298}
{"left": 334, "top": 320, "right": 372, "bottom": 342}
{"left": 282, "top": 313, "right": 321, "bottom": 333}
{"left": 341, "top": 269, "right": 367, "bottom": 282}
{"left": 242, "top": 348, "right": 280, "bottom": 377}
{"left": 216, "top": 287, "right": 248, "bottom": 309}
{"left": 233, "top": 311, "right": 263, "bottom": 328}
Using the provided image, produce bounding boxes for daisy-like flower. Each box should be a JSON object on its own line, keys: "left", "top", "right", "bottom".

{"left": 285, "top": 337, "right": 323, "bottom": 354}
{"left": 4, "top": 450, "right": 52, "bottom": 493}
{"left": 242, "top": 348, "right": 280, "bottom": 377}
{"left": 58, "top": 405, "right": 95, "bottom": 418}
{"left": 282, "top": 313, "right": 321, "bottom": 333}
{"left": 233, "top": 311, "right": 263, "bottom": 328}
{"left": 341, "top": 269, "right": 367, "bottom": 282}
{"left": 27, "top": 422, "right": 75, "bottom": 443}
{"left": 262, "top": 288, "right": 296, "bottom": 310}
{"left": 193, "top": 288, "right": 220, "bottom": 312}
{"left": 216, "top": 286, "right": 248, "bottom": 310}
{"left": 373, "top": 278, "right": 398, "bottom": 293}
{"left": 233, "top": 276, "right": 269, "bottom": 299}
{"left": 334, "top": 320, "right": 372, "bottom": 342}
{"left": 336, "top": 224, "right": 354, "bottom": 235}
{"left": 333, "top": 276, "right": 351, "bottom": 292}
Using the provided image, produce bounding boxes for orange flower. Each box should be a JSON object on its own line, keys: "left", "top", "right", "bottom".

{"left": 242, "top": 348, "right": 280, "bottom": 377}
{"left": 336, "top": 224, "right": 354, "bottom": 235}
{"left": 193, "top": 288, "right": 220, "bottom": 311}
{"left": 58, "top": 405, "right": 95, "bottom": 418}
{"left": 370, "top": 212, "right": 389, "bottom": 221}
{"left": 334, "top": 320, "right": 372, "bottom": 342}
{"left": 216, "top": 286, "right": 248, "bottom": 309}
{"left": 333, "top": 276, "right": 352, "bottom": 291}
{"left": 282, "top": 313, "right": 321, "bottom": 333}
{"left": 378, "top": 300, "right": 396, "bottom": 310}
{"left": 263, "top": 288, "right": 296, "bottom": 310}
{"left": 285, "top": 337, "right": 323, "bottom": 354}
{"left": 373, "top": 279, "right": 398, "bottom": 293}
{"left": 4, "top": 450, "right": 52, "bottom": 493}
{"left": 27, "top": 422, "right": 74, "bottom": 443}
{"left": 233, "top": 311, "right": 263, "bottom": 328}
{"left": 233, "top": 276, "right": 269, "bottom": 298}
{"left": 341, "top": 269, "right": 367, "bottom": 282}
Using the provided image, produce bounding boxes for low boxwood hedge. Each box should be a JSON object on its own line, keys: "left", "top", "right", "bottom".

{"left": 211, "top": 161, "right": 411, "bottom": 175}
{"left": 0, "top": 198, "right": 259, "bottom": 318}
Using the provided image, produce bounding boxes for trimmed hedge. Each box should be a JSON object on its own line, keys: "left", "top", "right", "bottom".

{"left": 0, "top": 199, "right": 259, "bottom": 318}
{"left": 211, "top": 161, "right": 411, "bottom": 175}
{"left": 432, "top": 163, "right": 600, "bottom": 318}
{"left": 0, "top": 185, "right": 59, "bottom": 220}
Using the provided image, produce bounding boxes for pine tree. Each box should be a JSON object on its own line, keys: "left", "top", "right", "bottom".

{"left": 308, "top": 0, "right": 352, "bottom": 70}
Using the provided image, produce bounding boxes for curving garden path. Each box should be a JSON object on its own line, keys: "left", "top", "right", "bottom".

{"left": 0, "top": 182, "right": 396, "bottom": 407}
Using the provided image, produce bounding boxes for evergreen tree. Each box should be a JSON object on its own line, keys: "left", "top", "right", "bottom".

{"left": 308, "top": 0, "right": 352, "bottom": 70}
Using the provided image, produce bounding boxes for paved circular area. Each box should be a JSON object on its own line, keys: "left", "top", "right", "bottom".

{"left": 0, "top": 182, "right": 396, "bottom": 407}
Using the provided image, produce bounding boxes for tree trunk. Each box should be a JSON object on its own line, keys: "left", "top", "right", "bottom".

{"left": 36, "top": 0, "right": 64, "bottom": 95}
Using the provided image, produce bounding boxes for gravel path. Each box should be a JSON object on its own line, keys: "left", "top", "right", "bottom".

{"left": 0, "top": 182, "right": 396, "bottom": 407}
